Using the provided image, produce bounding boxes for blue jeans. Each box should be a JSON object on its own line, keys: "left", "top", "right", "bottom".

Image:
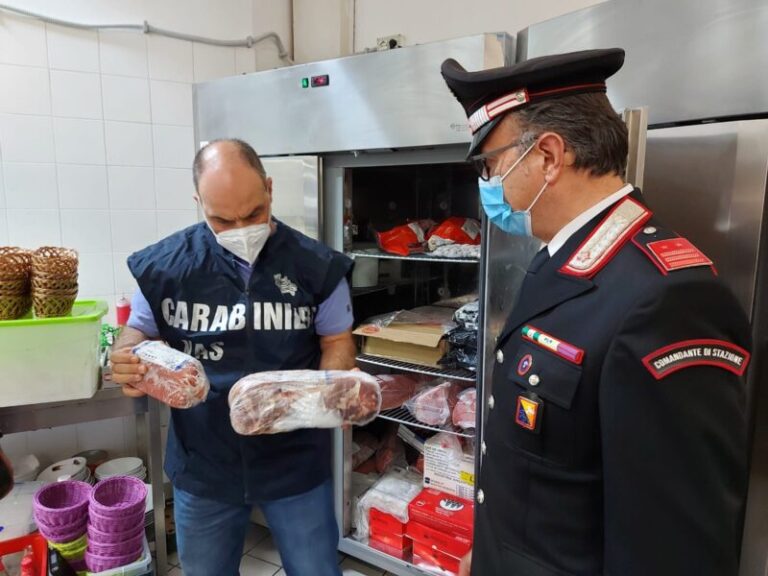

{"left": 174, "top": 480, "right": 341, "bottom": 576}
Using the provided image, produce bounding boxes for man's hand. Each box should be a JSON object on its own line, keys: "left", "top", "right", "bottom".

{"left": 459, "top": 549, "right": 472, "bottom": 576}
{"left": 110, "top": 348, "right": 148, "bottom": 398}
{"left": 110, "top": 326, "right": 153, "bottom": 398}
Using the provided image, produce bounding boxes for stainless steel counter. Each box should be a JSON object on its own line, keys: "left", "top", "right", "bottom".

{"left": 0, "top": 383, "right": 168, "bottom": 576}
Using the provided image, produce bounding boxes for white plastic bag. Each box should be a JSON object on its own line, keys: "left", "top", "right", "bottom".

{"left": 353, "top": 467, "right": 423, "bottom": 541}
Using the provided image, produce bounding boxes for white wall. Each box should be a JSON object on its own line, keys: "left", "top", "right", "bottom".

{"left": 0, "top": 0, "right": 288, "bottom": 468}
{"left": 291, "top": 0, "right": 606, "bottom": 62}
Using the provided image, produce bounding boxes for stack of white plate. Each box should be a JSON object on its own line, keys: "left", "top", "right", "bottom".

{"left": 11, "top": 454, "right": 41, "bottom": 483}
{"left": 94, "top": 457, "right": 146, "bottom": 481}
{"left": 36, "top": 457, "right": 91, "bottom": 484}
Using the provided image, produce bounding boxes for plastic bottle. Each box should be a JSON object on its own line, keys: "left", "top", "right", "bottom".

{"left": 19, "top": 546, "right": 35, "bottom": 576}
{"left": 116, "top": 295, "right": 131, "bottom": 326}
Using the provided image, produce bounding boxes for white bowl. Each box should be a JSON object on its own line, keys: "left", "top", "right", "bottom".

{"left": 11, "top": 455, "right": 40, "bottom": 483}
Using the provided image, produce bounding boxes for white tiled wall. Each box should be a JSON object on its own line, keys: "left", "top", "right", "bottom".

{"left": 0, "top": 0, "right": 276, "bottom": 464}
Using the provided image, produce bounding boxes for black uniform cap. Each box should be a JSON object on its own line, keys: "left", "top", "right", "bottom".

{"left": 441, "top": 48, "right": 625, "bottom": 158}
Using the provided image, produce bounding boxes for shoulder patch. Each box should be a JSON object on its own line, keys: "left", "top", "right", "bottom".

{"left": 642, "top": 339, "right": 750, "bottom": 380}
{"left": 560, "top": 197, "right": 652, "bottom": 278}
{"left": 632, "top": 228, "right": 716, "bottom": 275}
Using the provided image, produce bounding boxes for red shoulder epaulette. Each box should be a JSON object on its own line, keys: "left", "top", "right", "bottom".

{"left": 631, "top": 226, "right": 717, "bottom": 276}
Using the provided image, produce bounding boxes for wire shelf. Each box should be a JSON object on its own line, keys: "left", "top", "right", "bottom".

{"left": 377, "top": 406, "right": 476, "bottom": 439}
{"left": 347, "top": 248, "right": 479, "bottom": 264}
{"left": 356, "top": 354, "right": 476, "bottom": 382}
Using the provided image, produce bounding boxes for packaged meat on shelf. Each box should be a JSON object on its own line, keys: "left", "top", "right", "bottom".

{"left": 451, "top": 388, "right": 476, "bottom": 430}
{"left": 405, "top": 381, "right": 463, "bottom": 426}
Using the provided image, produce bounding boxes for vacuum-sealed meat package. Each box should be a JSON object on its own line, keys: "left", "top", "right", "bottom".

{"left": 452, "top": 388, "right": 476, "bottom": 430}
{"left": 229, "top": 370, "right": 382, "bottom": 435}
{"left": 426, "top": 217, "right": 481, "bottom": 251}
{"left": 376, "top": 220, "right": 435, "bottom": 256}
{"left": 131, "top": 341, "right": 210, "bottom": 409}
{"left": 375, "top": 374, "right": 423, "bottom": 410}
{"left": 405, "top": 381, "right": 462, "bottom": 426}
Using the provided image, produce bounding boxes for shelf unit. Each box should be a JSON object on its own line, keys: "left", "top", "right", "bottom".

{"left": 0, "top": 384, "right": 168, "bottom": 576}
{"left": 378, "top": 407, "right": 475, "bottom": 439}
{"left": 347, "top": 248, "right": 479, "bottom": 265}
{"left": 356, "top": 354, "right": 476, "bottom": 383}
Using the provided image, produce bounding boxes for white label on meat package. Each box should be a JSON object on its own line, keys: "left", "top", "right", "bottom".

{"left": 133, "top": 342, "right": 190, "bottom": 372}
{"left": 461, "top": 219, "right": 480, "bottom": 240}
{"left": 423, "top": 441, "right": 475, "bottom": 500}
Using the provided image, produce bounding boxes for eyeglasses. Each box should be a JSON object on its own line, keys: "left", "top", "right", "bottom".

{"left": 470, "top": 138, "right": 525, "bottom": 181}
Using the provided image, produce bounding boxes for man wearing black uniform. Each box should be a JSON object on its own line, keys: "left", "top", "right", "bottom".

{"left": 441, "top": 49, "right": 750, "bottom": 576}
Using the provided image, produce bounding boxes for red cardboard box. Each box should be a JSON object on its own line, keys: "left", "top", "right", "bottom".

{"left": 369, "top": 508, "right": 407, "bottom": 535}
{"left": 407, "top": 520, "right": 472, "bottom": 558}
{"left": 370, "top": 521, "right": 410, "bottom": 550}
{"left": 369, "top": 536, "right": 412, "bottom": 560}
{"left": 408, "top": 488, "right": 474, "bottom": 540}
{"left": 413, "top": 541, "right": 460, "bottom": 575}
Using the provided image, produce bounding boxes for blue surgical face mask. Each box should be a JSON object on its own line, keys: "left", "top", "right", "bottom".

{"left": 479, "top": 141, "right": 549, "bottom": 236}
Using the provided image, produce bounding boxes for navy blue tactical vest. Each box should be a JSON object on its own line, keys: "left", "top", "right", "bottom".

{"left": 127, "top": 220, "right": 353, "bottom": 503}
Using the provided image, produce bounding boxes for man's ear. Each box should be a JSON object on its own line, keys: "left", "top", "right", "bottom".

{"left": 266, "top": 177, "right": 273, "bottom": 200}
{"left": 536, "top": 132, "right": 567, "bottom": 184}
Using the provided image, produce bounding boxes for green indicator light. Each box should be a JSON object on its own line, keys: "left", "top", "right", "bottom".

{"left": 301, "top": 78, "right": 309, "bottom": 88}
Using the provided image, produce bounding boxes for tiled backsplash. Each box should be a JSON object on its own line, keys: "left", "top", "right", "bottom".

{"left": 0, "top": 7, "right": 260, "bottom": 465}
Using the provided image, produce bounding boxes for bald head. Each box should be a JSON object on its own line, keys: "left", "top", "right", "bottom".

{"left": 193, "top": 139, "right": 273, "bottom": 233}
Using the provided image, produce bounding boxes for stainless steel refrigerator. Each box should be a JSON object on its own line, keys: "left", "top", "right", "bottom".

{"left": 194, "top": 33, "right": 516, "bottom": 576}
{"left": 519, "top": 1, "right": 768, "bottom": 574}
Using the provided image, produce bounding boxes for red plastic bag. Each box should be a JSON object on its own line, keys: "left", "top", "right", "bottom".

{"left": 427, "top": 217, "right": 481, "bottom": 251}
{"left": 377, "top": 220, "right": 434, "bottom": 256}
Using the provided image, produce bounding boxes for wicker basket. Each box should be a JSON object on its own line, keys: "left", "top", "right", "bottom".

{"left": 32, "top": 287, "right": 78, "bottom": 318}
{"left": 89, "top": 477, "right": 147, "bottom": 518}
{"left": 0, "top": 294, "right": 31, "bottom": 320}
{"left": 32, "top": 246, "right": 78, "bottom": 277}
{"left": 33, "top": 480, "right": 91, "bottom": 526}
{"left": 31, "top": 274, "right": 78, "bottom": 291}
{"left": 0, "top": 248, "right": 31, "bottom": 281}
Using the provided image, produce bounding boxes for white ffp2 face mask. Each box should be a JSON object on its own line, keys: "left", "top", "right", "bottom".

{"left": 211, "top": 223, "right": 271, "bottom": 265}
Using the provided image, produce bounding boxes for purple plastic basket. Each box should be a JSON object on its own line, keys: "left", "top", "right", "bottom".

{"left": 89, "top": 476, "right": 147, "bottom": 518}
{"left": 87, "top": 530, "right": 144, "bottom": 557}
{"left": 87, "top": 522, "right": 144, "bottom": 545}
{"left": 86, "top": 547, "right": 143, "bottom": 573}
{"left": 35, "top": 514, "right": 88, "bottom": 544}
{"left": 88, "top": 508, "right": 145, "bottom": 534}
{"left": 33, "top": 480, "right": 91, "bottom": 526}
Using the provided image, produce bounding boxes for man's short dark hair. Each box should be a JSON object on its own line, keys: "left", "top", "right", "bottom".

{"left": 510, "top": 92, "right": 628, "bottom": 178}
{"left": 192, "top": 138, "right": 267, "bottom": 190}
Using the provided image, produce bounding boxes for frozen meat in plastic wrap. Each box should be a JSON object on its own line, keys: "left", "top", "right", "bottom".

{"left": 426, "top": 217, "right": 481, "bottom": 252}
{"left": 405, "top": 381, "right": 463, "bottom": 426}
{"left": 131, "top": 341, "right": 210, "bottom": 409}
{"left": 353, "top": 467, "right": 423, "bottom": 541}
{"left": 376, "top": 220, "right": 435, "bottom": 256}
{"left": 229, "top": 370, "right": 382, "bottom": 435}
{"left": 375, "top": 373, "right": 424, "bottom": 410}
{"left": 452, "top": 388, "right": 476, "bottom": 430}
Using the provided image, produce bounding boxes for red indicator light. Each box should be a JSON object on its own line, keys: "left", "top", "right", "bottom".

{"left": 311, "top": 75, "right": 330, "bottom": 87}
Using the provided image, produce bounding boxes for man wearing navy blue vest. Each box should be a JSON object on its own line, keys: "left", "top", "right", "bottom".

{"left": 110, "top": 139, "right": 354, "bottom": 576}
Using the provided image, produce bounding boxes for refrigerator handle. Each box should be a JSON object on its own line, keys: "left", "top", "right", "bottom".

{"left": 622, "top": 107, "right": 649, "bottom": 189}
